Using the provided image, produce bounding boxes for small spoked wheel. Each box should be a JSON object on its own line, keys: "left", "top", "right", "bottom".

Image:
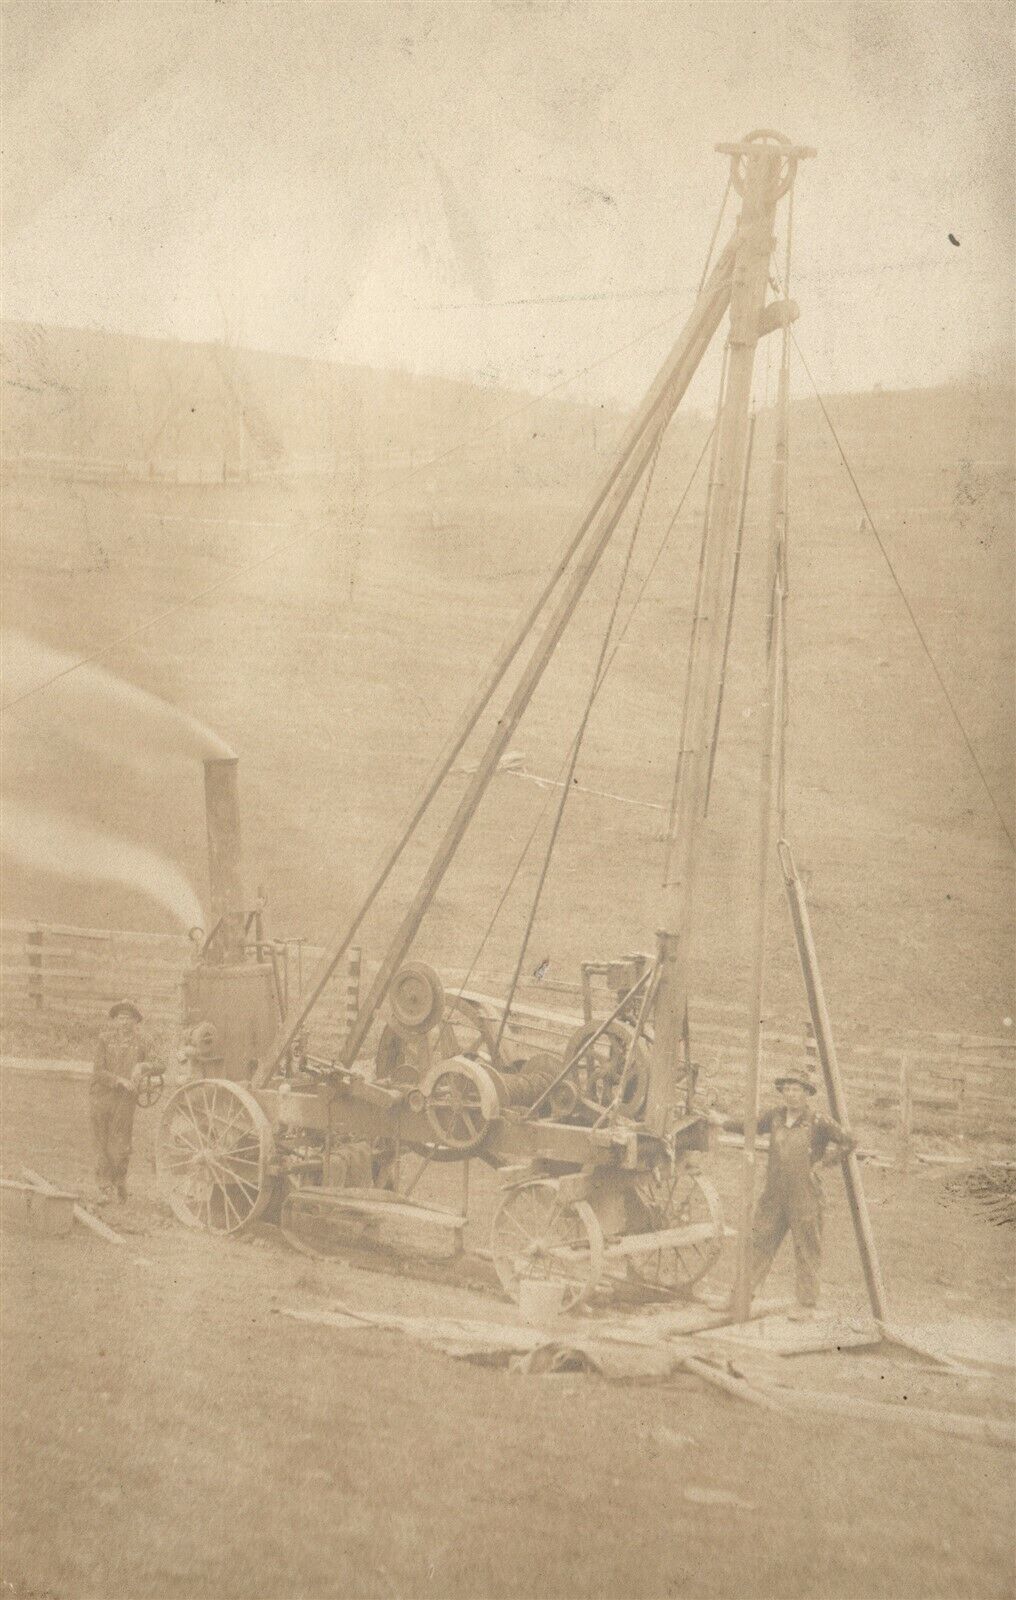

{"left": 490, "top": 1179, "right": 604, "bottom": 1310}
{"left": 135, "top": 1072, "right": 165, "bottom": 1109}
{"left": 156, "top": 1079, "right": 275, "bottom": 1234}
{"left": 625, "top": 1166, "right": 724, "bottom": 1294}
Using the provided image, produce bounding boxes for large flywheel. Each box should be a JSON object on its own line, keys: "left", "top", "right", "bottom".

{"left": 156, "top": 1079, "right": 275, "bottom": 1234}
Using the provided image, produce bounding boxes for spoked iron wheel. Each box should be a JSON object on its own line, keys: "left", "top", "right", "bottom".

{"left": 490, "top": 1179, "right": 604, "bottom": 1310}
{"left": 625, "top": 1165, "right": 724, "bottom": 1294}
{"left": 157, "top": 1079, "right": 275, "bottom": 1234}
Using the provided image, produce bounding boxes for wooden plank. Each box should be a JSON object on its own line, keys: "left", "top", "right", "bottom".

{"left": 1, "top": 1176, "right": 77, "bottom": 1198}
{"left": 772, "top": 1383, "right": 1016, "bottom": 1448}
{"left": 604, "top": 1296, "right": 791, "bottom": 1341}
{"left": 290, "top": 1191, "right": 466, "bottom": 1230}
{"left": 279, "top": 1304, "right": 546, "bottom": 1353}
{"left": 599, "top": 1221, "right": 732, "bottom": 1261}
{"left": 703, "top": 1315, "right": 881, "bottom": 1356}
{"left": 681, "top": 1358, "right": 1016, "bottom": 1448}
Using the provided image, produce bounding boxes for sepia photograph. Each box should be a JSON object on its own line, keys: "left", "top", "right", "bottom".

{"left": 1, "top": 3, "right": 1013, "bottom": 1597}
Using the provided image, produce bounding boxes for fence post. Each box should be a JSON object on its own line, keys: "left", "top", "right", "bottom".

{"left": 898, "top": 1053, "right": 913, "bottom": 1172}
{"left": 344, "top": 947, "right": 362, "bottom": 1048}
{"left": 26, "top": 925, "right": 44, "bottom": 1010}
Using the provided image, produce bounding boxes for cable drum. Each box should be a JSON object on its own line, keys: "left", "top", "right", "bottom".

{"left": 563, "top": 1020, "right": 651, "bottom": 1120}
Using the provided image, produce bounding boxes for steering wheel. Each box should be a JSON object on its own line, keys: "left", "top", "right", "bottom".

{"left": 136, "top": 1071, "right": 165, "bottom": 1109}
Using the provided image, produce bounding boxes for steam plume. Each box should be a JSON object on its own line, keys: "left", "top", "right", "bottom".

{"left": 2, "top": 800, "right": 204, "bottom": 930}
{"left": 1, "top": 631, "right": 235, "bottom": 761}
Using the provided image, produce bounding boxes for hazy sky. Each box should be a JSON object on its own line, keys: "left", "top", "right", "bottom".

{"left": 3, "top": 1, "right": 1013, "bottom": 406}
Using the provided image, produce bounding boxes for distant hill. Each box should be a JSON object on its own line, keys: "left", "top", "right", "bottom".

{"left": 2, "top": 321, "right": 1012, "bottom": 1039}
{"left": 1, "top": 319, "right": 627, "bottom": 481}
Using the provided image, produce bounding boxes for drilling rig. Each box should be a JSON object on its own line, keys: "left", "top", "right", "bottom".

{"left": 157, "top": 132, "right": 828, "bottom": 1311}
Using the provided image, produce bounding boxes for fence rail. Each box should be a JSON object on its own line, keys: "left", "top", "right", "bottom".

{"left": 2, "top": 919, "right": 1012, "bottom": 1159}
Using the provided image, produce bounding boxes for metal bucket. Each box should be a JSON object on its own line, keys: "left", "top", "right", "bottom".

{"left": 517, "top": 1277, "right": 567, "bottom": 1325}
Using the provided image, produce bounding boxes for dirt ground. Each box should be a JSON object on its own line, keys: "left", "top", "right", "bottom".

{"left": 2, "top": 1067, "right": 1013, "bottom": 1600}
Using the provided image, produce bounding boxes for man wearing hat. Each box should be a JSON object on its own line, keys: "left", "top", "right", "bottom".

{"left": 709, "top": 1068, "right": 855, "bottom": 1316}
{"left": 90, "top": 1000, "right": 160, "bottom": 1204}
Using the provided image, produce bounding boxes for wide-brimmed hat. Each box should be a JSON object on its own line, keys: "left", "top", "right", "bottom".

{"left": 108, "top": 999, "right": 143, "bottom": 1022}
{"left": 774, "top": 1069, "right": 817, "bottom": 1095}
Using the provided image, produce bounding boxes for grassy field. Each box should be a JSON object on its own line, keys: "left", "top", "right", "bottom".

{"left": 2, "top": 359, "right": 1013, "bottom": 1043}
{"left": 2, "top": 1067, "right": 1014, "bottom": 1600}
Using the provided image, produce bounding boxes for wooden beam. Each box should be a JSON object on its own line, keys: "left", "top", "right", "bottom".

{"left": 652, "top": 142, "right": 792, "bottom": 1131}
{"left": 732, "top": 336, "right": 790, "bottom": 1323}
{"left": 598, "top": 1220, "right": 731, "bottom": 1260}
{"left": 777, "top": 844, "right": 889, "bottom": 1322}
{"left": 1, "top": 1177, "right": 76, "bottom": 1197}
{"left": 681, "top": 1357, "right": 1015, "bottom": 1447}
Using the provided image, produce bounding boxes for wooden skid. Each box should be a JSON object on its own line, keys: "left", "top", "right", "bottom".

{"left": 600, "top": 1221, "right": 729, "bottom": 1261}
{"left": 288, "top": 1188, "right": 466, "bottom": 1231}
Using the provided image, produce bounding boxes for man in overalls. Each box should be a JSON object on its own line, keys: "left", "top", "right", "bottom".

{"left": 90, "top": 1000, "right": 159, "bottom": 1204}
{"left": 711, "top": 1070, "right": 855, "bottom": 1315}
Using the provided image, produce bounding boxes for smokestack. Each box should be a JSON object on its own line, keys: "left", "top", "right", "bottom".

{"left": 203, "top": 757, "right": 245, "bottom": 962}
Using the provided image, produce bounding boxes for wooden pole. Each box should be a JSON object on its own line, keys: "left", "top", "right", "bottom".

{"left": 651, "top": 139, "right": 791, "bottom": 1133}
{"left": 732, "top": 580, "right": 785, "bottom": 1321}
{"left": 777, "top": 841, "right": 890, "bottom": 1322}
{"left": 731, "top": 314, "right": 792, "bottom": 1320}
{"left": 704, "top": 409, "right": 756, "bottom": 809}
{"left": 254, "top": 240, "right": 738, "bottom": 1087}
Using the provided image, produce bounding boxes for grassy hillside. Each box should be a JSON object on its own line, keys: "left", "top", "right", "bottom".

{"left": 2, "top": 322, "right": 1012, "bottom": 1040}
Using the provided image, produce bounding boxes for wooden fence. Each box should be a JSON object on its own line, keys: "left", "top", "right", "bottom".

{"left": 3, "top": 919, "right": 1013, "bottom": 1159}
